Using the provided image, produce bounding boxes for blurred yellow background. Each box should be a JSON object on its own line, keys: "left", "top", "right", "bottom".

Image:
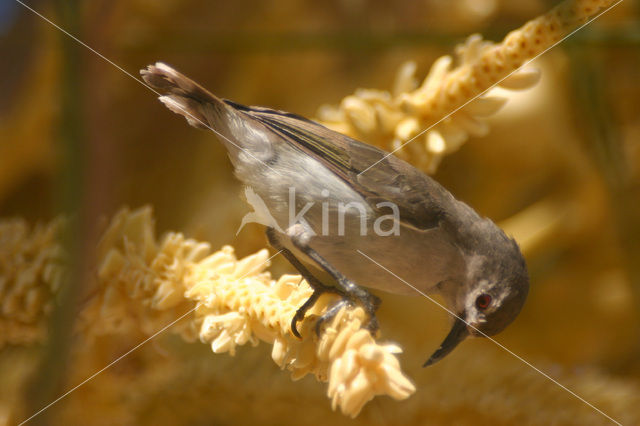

{"left": 1, "top": 0, "right": 639, "bottom": 424}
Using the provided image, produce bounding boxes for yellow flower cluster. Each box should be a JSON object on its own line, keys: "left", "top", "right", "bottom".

{"left": 317, "top": 0, "right": 615, "bottom": 172}
{"left": 186, "top": 257, "right": 414, "bottom": 417}
{"left": 0, "top": 217, "right": 65, "bottom": 348}
{"left": 1, "top": 207, "right": 414, "bottom": 418}
{"left": 81, "top": 207, "right": 202, "bottom": 340}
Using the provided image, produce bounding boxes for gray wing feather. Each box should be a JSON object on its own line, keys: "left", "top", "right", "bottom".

{"left": 141, "top": 63, "right": 454, "bottom": 232}
{"left": 236, "top": 103, "right": 452, "bottom": 231}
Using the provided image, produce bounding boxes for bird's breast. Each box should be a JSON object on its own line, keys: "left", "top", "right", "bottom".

{"left": 297, "top": 225, "right": 465, "bottom": 297}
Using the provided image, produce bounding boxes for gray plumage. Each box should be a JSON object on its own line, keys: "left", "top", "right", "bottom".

{"left": 141, "top": 62, "right": 529, "bottom": 365}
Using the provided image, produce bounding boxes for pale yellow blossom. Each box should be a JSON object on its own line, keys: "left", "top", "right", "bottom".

{"left": 1, "top": 206, "right": 414, "bottom": 418}
{"left": 317, "top": 0, "right": 615, "bottom": 173}
{"left": 0, "top": 217, "right": 65, "bottom": 348}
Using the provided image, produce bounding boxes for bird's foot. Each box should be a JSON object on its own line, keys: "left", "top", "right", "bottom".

{"left": 291, "top": 282, "right": 343, "bottom": 338}
{"left": 313, "top": 282, "right": 381, "bottom": 337}
{"left": 345, "top": 282, "right": 381, "bottom": 336}
{"left": 277, "top": 224, "right": 382, "bottom": 338}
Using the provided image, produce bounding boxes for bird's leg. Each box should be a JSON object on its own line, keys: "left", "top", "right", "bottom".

{"left": 266, "top": 227, "right": 344, "bottom": 338}
{"left": 286, "top": 224, "right": 381, "bottom": 336}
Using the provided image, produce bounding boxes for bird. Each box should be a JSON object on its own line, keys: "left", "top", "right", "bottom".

{"left": 141, "top": 62, "right": 529, "bottom": 366}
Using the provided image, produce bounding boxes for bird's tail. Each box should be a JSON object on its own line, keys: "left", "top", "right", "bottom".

{"left": 140, "top": 62, "right": 277, "bottom": 172}
{"left": 140, "top": 62, "right": 224, "bottom": 130}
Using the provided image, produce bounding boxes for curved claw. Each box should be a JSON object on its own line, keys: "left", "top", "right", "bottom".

{"left": 290, "top": 290, "right": 322, "bottom": 339}
{"left": 314, "top": 299, "right": 350, "bottom": 336}
{"left": 313, "top": 295, "right": 381, "bottom": 337}
{"left": 291, "top": 314, "right": 303, "bottom": 339}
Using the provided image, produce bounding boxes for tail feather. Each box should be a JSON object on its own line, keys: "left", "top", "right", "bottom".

{"left": 140, "top": 62, "right": 220, "bottom": 130}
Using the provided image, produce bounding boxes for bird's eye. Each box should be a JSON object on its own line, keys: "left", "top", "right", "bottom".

{"left": 475, "top": 294, "right": 492, "bottom": 310}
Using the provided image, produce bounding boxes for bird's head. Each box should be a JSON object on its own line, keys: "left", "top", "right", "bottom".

{"left": 424, "top": 236, "right": 529, "bottom": 366}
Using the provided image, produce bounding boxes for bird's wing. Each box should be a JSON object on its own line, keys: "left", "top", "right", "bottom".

{"left": 231, "top": 101, "right": 454, "bottom": 232}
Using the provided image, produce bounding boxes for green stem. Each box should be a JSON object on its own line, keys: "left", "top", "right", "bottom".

{"left": 23, "top": 0, "right": 86, "bottom": 424}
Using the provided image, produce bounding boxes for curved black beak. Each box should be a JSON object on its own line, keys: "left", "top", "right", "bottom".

{"left": 423, "top": 315, "right": 469, "bottom": 367}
